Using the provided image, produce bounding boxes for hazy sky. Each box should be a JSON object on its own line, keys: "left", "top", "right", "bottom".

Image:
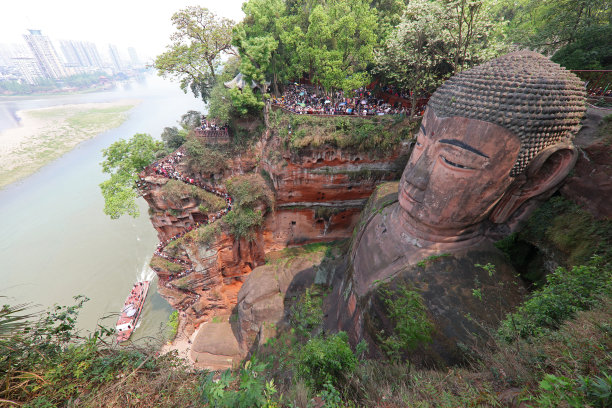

{"left": 0, "top": 0, "right": 246, "bottom": 60}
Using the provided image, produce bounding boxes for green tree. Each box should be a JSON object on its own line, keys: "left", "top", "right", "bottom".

{"left": 232, "top": 0, "right": 284, "bottom": 95}
{"left": 99, "top": 133, "right": 163, "bottom": 219}
{"left": 552, "top": 24, "right": 612, "bottom": 69}
{"left": 499, "top": 0, "right": 611, "bottom": 54}
{"left": 161, "top": 127, "right": 186, "bottom": 150}
{"left": 155, "top": 6, "right": 235, "bottom": 101}
{"left": 179, "top": 110, "right": 202, "bottom": 130}
{"left": 375, "top": 0, "right": 450, "bottom": 116}
{"left": 294, "top": 0, "right": 378, "bottom": 93}
{"left": 207, "top": 56, "right": 241, "bottom": 123}
{"left": 376, "top": 0, "right": 506, "bottom": 115}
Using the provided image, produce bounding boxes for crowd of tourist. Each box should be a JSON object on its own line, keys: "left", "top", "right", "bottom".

{"left": 271, "top": 84, "right": 412, "bottom": 116}
{"left": 587, "top": 86, "right": 612, "bottom": 98}
{"left": 197, "top": 115, "right": 229, "bottom": 132}
{"left": 378, "top": 84, "right": 412, "bottom": 100}
{"left": 137, "top": 147, "right": 233, "bottom": 297}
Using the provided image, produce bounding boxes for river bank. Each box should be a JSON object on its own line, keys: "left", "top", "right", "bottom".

{"left": 0, "top": 99, "right": 140, "bottom": 188}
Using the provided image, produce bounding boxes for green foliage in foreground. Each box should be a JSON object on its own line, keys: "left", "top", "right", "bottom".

{"left": 376, "top": 284, "right": 433, "bottom": 361}
{"left": 1, "top": 259, "right": 610, "bottom": 407}
{"left": 167, "top": 311, "right": 179, "bottom": 340}
{"left": 289, "top": 288, "right": 323, "bottom": 339}
{"left": 0, "top": 297, "right": 152, "bottom": 404}
{"left": 499, "top": 256, "right": 612, "bottom": 341}
{"left": 99, "top": 133, "right": 164, "bottom": 219}
{"left": 199, "top": 359, "right": 277, "bottom": 408}
{"left": 297, "top": 332, "right": 358, "bottom": 391}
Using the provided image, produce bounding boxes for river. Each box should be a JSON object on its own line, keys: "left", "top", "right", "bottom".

{"left": 0, "top": 74, "right": 203, "bottom": 344}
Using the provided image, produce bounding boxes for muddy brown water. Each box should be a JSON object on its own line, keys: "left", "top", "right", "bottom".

{"left": 0, "top": 74, "right": 203, "bottom": 344}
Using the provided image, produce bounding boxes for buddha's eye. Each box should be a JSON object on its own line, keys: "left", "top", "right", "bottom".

{"left": 441, "top": 155, "right": 473, "bottom": 170}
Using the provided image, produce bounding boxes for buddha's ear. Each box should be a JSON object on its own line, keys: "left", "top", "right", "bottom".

{"left": 490, "top": 142, "right": 578, "bottom": 225}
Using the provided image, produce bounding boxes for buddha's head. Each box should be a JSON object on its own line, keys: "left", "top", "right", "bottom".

{"left": 399, "top": 51, "right": 585, "bottom": 242}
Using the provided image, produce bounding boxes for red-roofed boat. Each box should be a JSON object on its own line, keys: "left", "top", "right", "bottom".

{"left": 116, "top": 281, "right": 150, "bottom": 343}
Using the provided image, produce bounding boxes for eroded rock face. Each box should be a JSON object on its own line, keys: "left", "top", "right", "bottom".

{"left": 144, "top": 137, "right": 408, "bottom": 331}
{"left": 235, "top": 250, "right": 323, "bottom": 352}
{"left": 562, "top": 137, "right": 612, "bottom": 220}
{"left": 151, "top": 229, "right": 266, "bottom": 332}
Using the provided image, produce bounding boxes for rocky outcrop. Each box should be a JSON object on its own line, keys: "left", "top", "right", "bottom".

{"left": 260, "top": 140, "right": 411, "bottom": 250}
{"left": 190, "top": 318, "right": 242, "bottom": 370}
{"left": 562, "top": 135, "right": 612, "bottom": 220}
{"left": 235, "top": 249, "right": 324, "bottom": 352}
{"left": 151, "top": 229, "right": 266, "bottom": 332}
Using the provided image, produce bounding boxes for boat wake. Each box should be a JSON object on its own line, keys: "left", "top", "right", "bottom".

{"left": 137, "top": 261, "right": 156, "bottom": 283}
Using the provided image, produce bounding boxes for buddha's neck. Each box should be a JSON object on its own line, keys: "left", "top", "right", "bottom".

{"left": 395, "top": 206, "right": 486, "bottom": 249}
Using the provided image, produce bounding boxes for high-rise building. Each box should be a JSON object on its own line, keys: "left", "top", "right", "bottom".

{"left": 83, "top": 42, "right": 104, "bottom": 69}
{"left": 108, "top": 44, "right": 122, "bottom": 72}
{"left": 23, "top": 29, "right": 66, "bottom": 79}
{"left": 11, "top": 55, "right": 42, "bottom": 84}
{"left": 128, "top": 47, "right": 140, "bottom": 68}
{"left": 60, "top": 40, "right": 81, "bottom": 67}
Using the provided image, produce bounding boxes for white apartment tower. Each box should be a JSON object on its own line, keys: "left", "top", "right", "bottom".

{"left": 108, "top": 44, "right": 122, "bottom": 72}
{"left": 23, "top": 29, "right": 66, "bottom": 79}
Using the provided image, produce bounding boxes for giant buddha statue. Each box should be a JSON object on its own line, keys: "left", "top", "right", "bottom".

{"left": 327, "top": 51, "right": 586, "bottom": 364}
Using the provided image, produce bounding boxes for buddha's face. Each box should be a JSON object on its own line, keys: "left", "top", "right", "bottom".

{"left": 399, "top": 108, "right": 521, "bottom": 236}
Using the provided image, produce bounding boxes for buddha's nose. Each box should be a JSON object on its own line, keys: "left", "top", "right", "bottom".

{"left": 406, "top": 152, "right": 431, "bottom": 191}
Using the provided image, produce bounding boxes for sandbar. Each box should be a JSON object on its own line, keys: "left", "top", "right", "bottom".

{"left": 0, "top": 99, "right": 141, "bottom": 188}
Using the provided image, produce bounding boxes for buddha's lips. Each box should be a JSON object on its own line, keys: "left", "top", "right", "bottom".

{"left": 401, "top": 185, "right": 423, "bottom": 204}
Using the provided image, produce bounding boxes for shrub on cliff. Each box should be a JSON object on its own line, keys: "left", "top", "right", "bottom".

{"left": 226, "top": 173, "right": 275, "bottom": 212}
{"left": 224, "top": 208, "right": 264, "bottom": 241}
{"left": 270, "top": 110, "right": 417, "bottom": 155}
{"left": 375, "top": 283, "right": 433, "bottom": 362}
{"left": 184, "top": 137, "right": 228, "bottom": 175}
{"left": 160, "top": 179, "right": 226, "bottom": 212}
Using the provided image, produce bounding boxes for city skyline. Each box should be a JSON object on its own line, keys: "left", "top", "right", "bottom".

{"left": 0, "top": 28, "right": 145, "bottom": 84}
{"left": 0, "top": 0, "right": 246, "bottom": 60}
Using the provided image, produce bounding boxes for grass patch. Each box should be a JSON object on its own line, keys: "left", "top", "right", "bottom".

{"left": 225, "top": 173, "right": 275, "bottom": 211}
{"left": 416, "top": 253, "right": 451, "bottom": 268}
{"left": 269, "top": 109, "right": 418, "bottom": 155}
{"left": 171, "top": 276, "right": 193, "bottom": 291}
{"left": 520, "top": 196, "right": 612, "bottom": 267}
{"left": 224, "top": 208, "right": 264, "bottom": 241}
{"left": 197, "top": 223, "right": 222, "bottom": 246}
{"left": 184, "top": 136, "right": 228, "bottom": 175}
{"left": 160, "top": 179, "right": 191, "bottom": 202}
{"left": 160, "top": 180, "right": 226, "bottom": 212}
{"left": 149, "top": 256, "right": 184, "bottom": 275}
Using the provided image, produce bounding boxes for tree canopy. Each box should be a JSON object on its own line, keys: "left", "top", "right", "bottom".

{"left": 375, "top": 0, "right": 506, "bottom": 115}
{"left": 497, "top": 0, "right": 611, "bottom": 55}
{"left": 155, "top": 0, "right": 608, "bottom": 122}
{"left": 155, "top": 6, "right": 235, "bottom": 102}
{"left": 99, "top": 133, "right": 164, "bottom": 219}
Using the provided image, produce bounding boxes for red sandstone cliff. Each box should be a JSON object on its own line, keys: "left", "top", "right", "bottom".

{"left": 141, "top": 123, "right": 413, "bottom": 331}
